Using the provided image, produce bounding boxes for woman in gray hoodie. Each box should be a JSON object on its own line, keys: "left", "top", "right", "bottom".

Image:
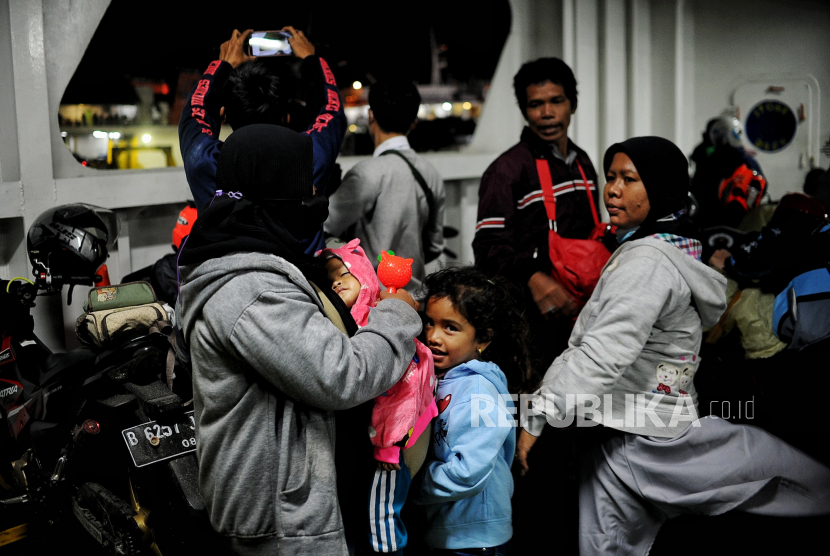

{"left": 516, "top": 136, "right": 830, "bottom": 554}
{"left": 177, "top": 124, "right": 422, "bottom": 555}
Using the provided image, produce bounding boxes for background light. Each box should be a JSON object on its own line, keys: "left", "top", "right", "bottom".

{"left": 92, "top": 130, "right": 107, "bottom": 139}
{"left": 142, "top": 134, "right": 152, "bottom": 144}
{"left": 348, "top": 124, "right": 357, "bottom": 132}
{"left": 353, "top": 81, "right": 363, "bottom": 90}
{"left": 442, "top": 102, "right": 452, "bottom": 112}
{"left": 462, "top": 101, "right": 472, "bottom": 110}
{"left": 108, "top": 132, "right": 121, "bottom": 139}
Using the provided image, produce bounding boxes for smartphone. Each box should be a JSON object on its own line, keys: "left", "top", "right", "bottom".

{"left": 248, "top": 30, "right": 293, "bottom": 57}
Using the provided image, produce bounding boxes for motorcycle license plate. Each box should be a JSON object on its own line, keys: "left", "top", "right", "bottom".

{"left": 121, "top": 410, "right": 196, "bottom": 468}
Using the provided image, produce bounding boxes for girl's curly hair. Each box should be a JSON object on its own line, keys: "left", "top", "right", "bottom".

{"left": 422, "top": 266, "right": 532, "bottom": 393}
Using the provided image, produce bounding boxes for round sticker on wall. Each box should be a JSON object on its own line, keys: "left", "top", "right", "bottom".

{"left": 745, "top": 100, "right": 797, "bottom": 153}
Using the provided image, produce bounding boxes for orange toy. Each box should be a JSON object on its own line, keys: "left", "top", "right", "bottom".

{"left": 377, "top": 250, "right": 413, "bottom": 293}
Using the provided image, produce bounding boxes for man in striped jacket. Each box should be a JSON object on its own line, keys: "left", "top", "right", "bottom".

{"left": 472, "top": 57, "right": 599, "bottom": 556}
{"left": 473, "top": 57, "right": 599, "bottom": 363}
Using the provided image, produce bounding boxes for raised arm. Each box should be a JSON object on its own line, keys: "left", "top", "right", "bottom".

{"left": 178, "top": 29, "right": 253, "bottom": 211}
{"left": 283, "top": 26, "right": 347, "bottom": 195}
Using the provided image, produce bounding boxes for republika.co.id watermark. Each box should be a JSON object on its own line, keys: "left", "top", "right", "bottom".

{"left": 466, "top": 393, "right": 744, "bottom": 429}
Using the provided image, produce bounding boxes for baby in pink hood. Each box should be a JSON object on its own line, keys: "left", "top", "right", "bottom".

{"left": 318, "top": 238, "right": 438, "bottom": 554}
{"left": 320, "top": 238, "right": 438, "bottom": 460}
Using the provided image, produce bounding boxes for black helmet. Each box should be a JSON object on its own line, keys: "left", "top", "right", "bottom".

{"left": 27, "top": 204, "right": 117, "bottom": 287}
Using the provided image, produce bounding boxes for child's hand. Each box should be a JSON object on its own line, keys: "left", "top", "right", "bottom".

{"left": 378, "top": 461, "right": 402, "bottom": 471}
{"left": 516, "top": 429, "right": 539, "bottom": 476}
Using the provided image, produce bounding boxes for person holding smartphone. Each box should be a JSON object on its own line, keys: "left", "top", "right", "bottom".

{"left": 178, "top": 26, "right": 346, "bottom": 255}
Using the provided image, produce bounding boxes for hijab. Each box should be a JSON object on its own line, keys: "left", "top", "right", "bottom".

{"left": 603, "top": 136, "right": 694, "bottom": 241}
{"left": 179, "top": 124, "right": 357, "bottom": 335}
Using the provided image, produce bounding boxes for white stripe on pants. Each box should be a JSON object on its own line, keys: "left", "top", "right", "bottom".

{"left": 370, "top": 468, "right": 398, "bottom": 552}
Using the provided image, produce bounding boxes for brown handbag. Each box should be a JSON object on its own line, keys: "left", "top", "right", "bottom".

{"left": 536, "top": 158, "right": 613, "bottom": 309}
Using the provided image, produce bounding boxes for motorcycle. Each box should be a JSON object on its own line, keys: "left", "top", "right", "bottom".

{"left": 0, "top": 204, "right": 215, "bottom": 555}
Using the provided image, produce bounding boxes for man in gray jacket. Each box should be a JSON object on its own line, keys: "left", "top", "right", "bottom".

{"left": 325, "top": 80, "right": 445, "bottom": 292}
{"left": 177, "top": 124, "right": 422, "bottom": 555}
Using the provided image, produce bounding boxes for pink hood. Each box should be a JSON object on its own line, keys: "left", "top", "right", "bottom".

{"left": 322, "top": 239, "right": 381, "bottom": 327}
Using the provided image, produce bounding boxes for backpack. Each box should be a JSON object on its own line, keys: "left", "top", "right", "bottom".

{"left": 772, "top": 265, "right": 830, "bottom": 350}
{"left": 76, "top": 282, "right": 170, "bottom": 349}
{"left": 772, "top": 223, "right": 830, "bottom": 350}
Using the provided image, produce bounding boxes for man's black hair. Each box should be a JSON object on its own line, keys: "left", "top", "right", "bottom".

{"left": 513, "top": 57, "right": 578, "bottom": 115}
{"left": 222, "top": 61, "right": 288, "bottom": 131}
{"left": 368, "top": 79, "right": 421, "bottom": 135}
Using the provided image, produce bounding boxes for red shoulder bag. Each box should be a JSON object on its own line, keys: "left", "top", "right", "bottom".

{"left": 536, "top": 158, "right": 614, "bottom": 309}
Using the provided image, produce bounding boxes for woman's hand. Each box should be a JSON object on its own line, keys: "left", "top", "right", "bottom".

{"left": 380, "top": 290, "right": 420, "bottom": 312}
{"left": 515, "top": 429, "right": 539, "bottom": 476}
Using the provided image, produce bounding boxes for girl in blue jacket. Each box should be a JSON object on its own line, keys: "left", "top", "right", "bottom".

{"left": 415, "top": 266, "right": 531, "bottom": 555}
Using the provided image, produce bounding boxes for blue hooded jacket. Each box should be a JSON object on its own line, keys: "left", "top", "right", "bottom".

{"left": 415, "top": 359, "right": 516, "bottom": 549}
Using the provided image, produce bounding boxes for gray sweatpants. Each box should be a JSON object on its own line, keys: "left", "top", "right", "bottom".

{"left": 579, "top": 416, "right": 830, "bottom": 555}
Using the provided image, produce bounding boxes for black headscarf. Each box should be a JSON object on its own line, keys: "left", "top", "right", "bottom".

{"left": 603, "top": 136, "right": 694, "bottom": 241}
{"left": 179, "top": 124, "right": 357, "bottom": 335}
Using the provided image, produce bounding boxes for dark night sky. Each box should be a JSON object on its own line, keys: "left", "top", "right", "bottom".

{"left": 62, "top": 0, "right": 511, "bottom": 105}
